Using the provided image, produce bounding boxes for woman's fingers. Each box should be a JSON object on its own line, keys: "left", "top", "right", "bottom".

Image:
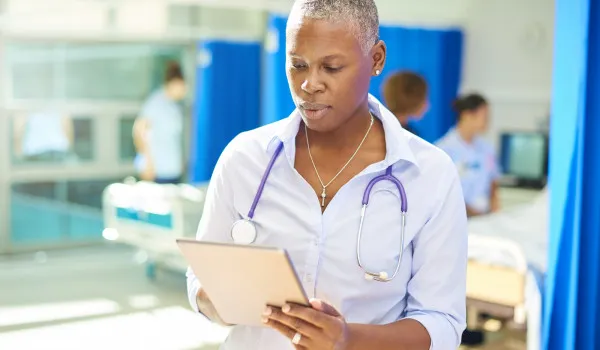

{"left": 263, "top": 317, "right": 313, "bottom": 349}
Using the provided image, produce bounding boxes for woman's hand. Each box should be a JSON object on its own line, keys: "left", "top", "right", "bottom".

{"left": 140, "top": 159, "right": 156, "bottom": 181}
{"left": 263, "top": 299, "right": 352, "bottom": 350}
{"left": 196, "top": 289, "right": 233, "bottom": 327}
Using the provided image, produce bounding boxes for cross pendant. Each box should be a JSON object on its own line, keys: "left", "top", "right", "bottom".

{"left": 320, "top": 187, "right": 327, "bottom": 207}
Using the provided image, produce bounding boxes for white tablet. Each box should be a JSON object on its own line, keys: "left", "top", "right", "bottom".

{"left": 176, "top": 238, "right": 310, "bottom": 326}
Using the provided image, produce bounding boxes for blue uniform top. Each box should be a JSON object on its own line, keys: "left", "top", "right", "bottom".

{"left": 135, "top": 88, "right": 183, "bottom": 179}
{"left": 436, "top": 127, "right": 500, "bottom": 213}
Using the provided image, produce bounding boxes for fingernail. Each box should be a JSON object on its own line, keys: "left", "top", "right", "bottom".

{"left": 261, "top": 316, "right": 269, "bottom": 323}
{"left": 263, "top": 307, "right": 272, "bottom": 316}
{"left": 282, "top": 304, "right": 290, "bottom": 313}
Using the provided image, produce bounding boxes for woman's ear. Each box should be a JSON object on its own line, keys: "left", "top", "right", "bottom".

{"left": 371, "top": 40, "right": 387, "bottom": 76}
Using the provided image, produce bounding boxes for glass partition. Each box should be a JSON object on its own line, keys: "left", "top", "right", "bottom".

{"left": 4, "top": 40, "right": 191, "bottom": 249}
{"left": 10, "top": 178, "right": 123, "bottom": 245}
{"left": 6, "top": 43, "right": 188, "bottom": 101}
{"left": 119, "top": 114, "right": 137, "bottom": 162}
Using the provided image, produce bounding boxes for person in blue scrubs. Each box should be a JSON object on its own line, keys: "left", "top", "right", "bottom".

{"left": 186, "top": 1, "right": 467, "bottom": 349}
{"left": 436, "top": 93, "right": 500, "bottom": 217}
{"left": 381, "top": 70, "right": 429, "bottom": 136}
{"left": 133, "top": 61, "right": 187, "bottom": 184}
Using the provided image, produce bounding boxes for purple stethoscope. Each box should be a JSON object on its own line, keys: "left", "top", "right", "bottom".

{"left": 230, "top": 140, "right": 408, "bottom": 282}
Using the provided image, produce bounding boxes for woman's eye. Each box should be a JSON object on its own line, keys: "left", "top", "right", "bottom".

{"left": 292, "top": 64, "right": 307, "bottom": 69}
{"left": 324, "top": 66, "right": 342, "bottom": 73}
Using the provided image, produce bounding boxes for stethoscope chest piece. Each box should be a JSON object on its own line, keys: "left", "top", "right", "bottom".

{"left": 231, "top": 219, "right": 257, "bottom": 244}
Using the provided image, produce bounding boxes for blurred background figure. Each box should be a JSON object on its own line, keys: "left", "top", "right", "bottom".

{"left": 381, "top": 70, "right": 429, "bottom": 136}
{"left": 12, "top": 110, "right": 73, "bottom": 163}
{"left": 436, "top": 93, "right": 500, "bottom": 217}
{"left": 133, "top": 61, "right": 187, "bottom": 184}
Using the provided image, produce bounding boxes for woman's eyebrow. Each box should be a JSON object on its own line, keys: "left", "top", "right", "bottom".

{"left": 288, "top": 53, "right": 345, "bottom": 60}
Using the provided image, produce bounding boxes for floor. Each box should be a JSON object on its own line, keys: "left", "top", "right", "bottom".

{"left": 0, "top": 243, "right": 228, "bottom": 350}
{"left": 461, "top": 329, "right": 527, "bottom": 350}
{"left": 0, "top": 243, "right": 527, "bottom": 350}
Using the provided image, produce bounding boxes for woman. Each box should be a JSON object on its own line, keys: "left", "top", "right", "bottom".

{"left": 436, "top": 93, "right": 501, "bottom": 217}
{"left": 133, "top": 61, "right": 187, "bottom": 184}
{"left": 381, "top": 70, "right": 429, "bottom": 135}
{"left": 187, "top": 1, "right": 467, "bottom": 349}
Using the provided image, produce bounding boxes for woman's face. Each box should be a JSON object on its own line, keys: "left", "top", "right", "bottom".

{"left": 285, "top": 17, "right": 385, "bottom": 132}
{"left": 411, "top": 99, "right": 430, "bottom": 120}
{"left": 470, "top": 104, "right": 490, "bottom": 133}
{"left": 166, "top": 79, "right": 187, "bottom": 101}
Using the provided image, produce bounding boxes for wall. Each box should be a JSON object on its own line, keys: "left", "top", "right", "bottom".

{"left": 262, "top": 0, "right": 470, "bottom": 27}
{"left": 1, "top": 0, "right": 555, "bottom": 148}
{"left": 0, "top": 0, "right": 265, "bottom": 41}
{"left": 461, "top": 0, "right": 554, "bottom": 147}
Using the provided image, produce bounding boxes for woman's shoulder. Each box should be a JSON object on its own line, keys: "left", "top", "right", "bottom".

{"left": 433, "top": 129, "right": 457, "bottom": 149}
{"left": 474, "top": 136, "right": 496, "bottom": 155}
{"left": 404, "top": 133, "right": 458, "bottom": 175}
{"left": 217, "top": 118, "right": 291, "bottom": 169}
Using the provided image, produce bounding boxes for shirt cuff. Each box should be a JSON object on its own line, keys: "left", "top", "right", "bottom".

{"left": 404, "top": 312, "right": 461, "bottom": 350}
{"left": 188, "top": 279, "right": 202, "bottom": 313}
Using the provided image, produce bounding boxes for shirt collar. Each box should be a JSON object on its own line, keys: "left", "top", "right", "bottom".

{"left": 447, "top": 126, "right": 480, "bottom": 149}
{"left": 263, "top": 94, "right": 420, "bottom": 170}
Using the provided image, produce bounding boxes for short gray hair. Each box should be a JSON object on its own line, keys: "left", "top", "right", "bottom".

{"left": 287, "top": 0, "right": 380, "bottom": 55}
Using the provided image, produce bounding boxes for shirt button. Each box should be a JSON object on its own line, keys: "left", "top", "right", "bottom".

{"left": 305, "top": 274, "right": 313, "bottom": 283}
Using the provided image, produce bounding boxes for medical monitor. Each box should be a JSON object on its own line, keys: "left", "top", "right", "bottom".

{"left": 499, "top": 131, "right": 548, "bottom": 189}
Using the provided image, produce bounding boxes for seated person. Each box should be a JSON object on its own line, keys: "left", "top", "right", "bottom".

{"left": 381, "top": 70, "right": 429, "bottom": 136}
{"left": 13, "top": 110, "right": 73, "bottom": 162}
{"left": 436, "top": 93, "right": 500, "bottom": 217}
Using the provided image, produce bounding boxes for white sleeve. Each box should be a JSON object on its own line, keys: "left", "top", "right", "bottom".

{"left": 186, "top": 136, "right": 241, "bottom": 312}
{"left": 401, "top": 158, "right": 468, "bottom": 350}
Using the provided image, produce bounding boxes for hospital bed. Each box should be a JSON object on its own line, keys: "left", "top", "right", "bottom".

{"left": 466, "top": 187, "right": 548, "bottom": 350}
{"left": 102, "top": 179, "right": 208, "bottom": 279}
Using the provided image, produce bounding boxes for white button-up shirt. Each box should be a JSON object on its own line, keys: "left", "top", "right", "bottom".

{"left": 187, "top": 95, "right": 467, "bottom": 350}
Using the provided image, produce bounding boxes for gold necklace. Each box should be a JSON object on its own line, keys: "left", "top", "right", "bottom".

{"left": 305, "top": 114, "right": 375, "bottom": 207}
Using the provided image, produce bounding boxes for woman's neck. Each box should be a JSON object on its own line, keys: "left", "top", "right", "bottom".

{"left": 305, "top": 104, "right": 375, "bottom": 150}
{"left": 456, "top": 123, "right": 476, "bottom": 144}
{"left": 396, "top": 114, "right": 410, "bottom": 128}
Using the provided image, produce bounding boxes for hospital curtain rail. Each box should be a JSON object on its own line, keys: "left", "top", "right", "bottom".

{"left": 543, "top": 0, "right": 600, "bottom": 348}
{"left": 262, "top": 14, "right": 463, "bottom": 144}
{"left": 189, "top": 40, "right": 262, "bottom": 183}
{"left": 368, "top": 25, "right": 463, "bottom": 143}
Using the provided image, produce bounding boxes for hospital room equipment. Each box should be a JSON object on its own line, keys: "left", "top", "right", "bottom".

{"left": 231, "top": 140, "right": 409, "bottom": 283}
{"left": 102, "top": 179, "right": 208, "bottom": 279}
{"left": 466, "top": 187, "right": 547, "bottom": 350}
{"left": 498, "top": 131, "right": 549, "bottom": 189}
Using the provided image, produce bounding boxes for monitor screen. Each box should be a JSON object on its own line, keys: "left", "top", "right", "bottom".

{"left": 500, "top": 132, "right": 548, "bottom": 185}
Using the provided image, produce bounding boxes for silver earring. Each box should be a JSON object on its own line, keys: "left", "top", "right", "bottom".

{"left": 375, "top": 70, "right": 380, "bottom": 76}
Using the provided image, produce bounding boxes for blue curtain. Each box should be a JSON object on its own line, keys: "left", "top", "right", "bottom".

{"left": 369, "top": 25, "right": 463, "bottom": 143}
{"left": 189, "top": 40, "right": 262, "bottom": 183}
{"left": 262, "top": 15, "right": 295, "bottom": 125}
{"left": 543, "top": 0, "right": 600, "bottom": 348}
